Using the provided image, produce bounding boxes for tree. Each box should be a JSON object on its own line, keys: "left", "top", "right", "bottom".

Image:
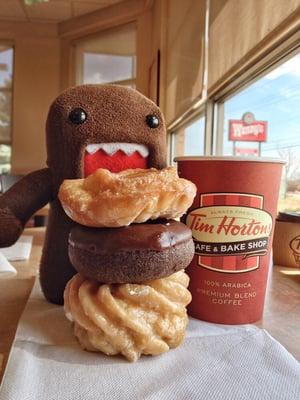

{"left": 278, "top": 147, "right": 300, "bottom": 194}
{"left": 278, "top": 148, "right": 300, "bottom": 179}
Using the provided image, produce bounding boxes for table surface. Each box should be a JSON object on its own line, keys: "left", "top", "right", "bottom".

{"left": 0, "top": 228, "right": 299, "bottom": 384}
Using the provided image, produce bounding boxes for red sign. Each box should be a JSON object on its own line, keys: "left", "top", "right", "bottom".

{"left": 235, "top": 148, "right": 259, "bottom": 156}
{"left": 229, "top": 120, "right": 267, "bottom": 142}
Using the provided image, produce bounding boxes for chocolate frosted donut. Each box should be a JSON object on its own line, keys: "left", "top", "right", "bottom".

{"left": 68, "top": 220, "right": 194, "bottom": 283}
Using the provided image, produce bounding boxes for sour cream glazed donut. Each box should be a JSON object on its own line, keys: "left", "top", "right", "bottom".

{"left": 58, "top": 167, "right": 196, "bottom": 228}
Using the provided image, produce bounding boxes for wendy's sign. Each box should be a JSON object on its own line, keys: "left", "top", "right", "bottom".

{"left": 229, "top": 112, "right": 267, "bottom": 142}
{"left": 235, "top": 148, "right": 259, "bottom": 156}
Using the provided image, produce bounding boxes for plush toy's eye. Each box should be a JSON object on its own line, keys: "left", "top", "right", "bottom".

{"left": 68, "top": 108, "right": 87, "bottom": 124}
{"left": 145, "top": 114, "right": 159, "bottom": 129}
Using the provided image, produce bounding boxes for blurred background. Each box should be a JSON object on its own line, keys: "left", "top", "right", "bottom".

{"left": 0, "top": 0, "right": 299, "bottom": 212}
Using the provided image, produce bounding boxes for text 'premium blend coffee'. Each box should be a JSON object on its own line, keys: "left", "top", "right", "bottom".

{"left": 176, "top": 157, "right": 284, "bottom": 324}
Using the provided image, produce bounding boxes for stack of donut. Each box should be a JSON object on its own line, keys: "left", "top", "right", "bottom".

{"left": 59, "top": 167, "right": 196, "bottom": 362}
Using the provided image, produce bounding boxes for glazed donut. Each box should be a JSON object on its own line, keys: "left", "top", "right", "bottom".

{"left": 68, "top": 220, "right": 195, "bottom": 283}
{"left": 58, "top": 167, "right": 196, "bottom": 228}
{"left": 64, "top": 271, "right": 192, "bottom": 362}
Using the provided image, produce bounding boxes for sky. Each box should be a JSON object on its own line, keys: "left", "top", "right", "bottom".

{"left": 83, "top": 53, "right": 135, "bottom": 84}
{"left": 184, "top": 117, "right": 205, "bottom": 156}
{"left": 0, "top": 47, "right": 13, "bottom": 88}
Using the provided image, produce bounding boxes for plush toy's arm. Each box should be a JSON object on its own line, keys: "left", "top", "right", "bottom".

{"left": 0, "top": 168, "right": 53, "bottom": 247}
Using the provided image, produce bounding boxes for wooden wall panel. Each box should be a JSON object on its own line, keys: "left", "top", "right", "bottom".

{"left": 0, "top": 21, "right": 60, "bottom": 173}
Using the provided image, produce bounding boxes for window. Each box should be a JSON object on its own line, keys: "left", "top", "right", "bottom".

{"left": 218, "top": 53, "right": 300, "bottom": 213}
{"left": 74, "top": 23, "right": 136, "bottom": 87}
{"left": 0, "top": 44, "right": 13, "bottom": 174}
{"left": 171, "top": 115, "right": 205, "bottom": 162}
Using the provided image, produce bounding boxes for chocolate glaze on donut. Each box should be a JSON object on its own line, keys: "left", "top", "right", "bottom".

{"left": 68, "top": 220, "right": 195, "bottom": 283}
{"left": 69, "top": 220, "right": 191, "bottom": 251}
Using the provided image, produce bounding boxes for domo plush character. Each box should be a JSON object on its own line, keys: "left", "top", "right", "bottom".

{"left": 0, "top": 85, "right": 167, "bottom": 304}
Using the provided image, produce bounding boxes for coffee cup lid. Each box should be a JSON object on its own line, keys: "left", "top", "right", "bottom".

{"left": 174, "top": 156, "right": 285, "bottom": 164}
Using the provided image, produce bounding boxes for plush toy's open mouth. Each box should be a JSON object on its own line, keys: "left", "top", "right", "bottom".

{"left": 84, "top": 142, "right": 149, "bottom": 176}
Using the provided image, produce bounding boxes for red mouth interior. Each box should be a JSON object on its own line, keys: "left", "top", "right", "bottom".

{"left": 84, "top": 149, "right": 148, "bottom": 176}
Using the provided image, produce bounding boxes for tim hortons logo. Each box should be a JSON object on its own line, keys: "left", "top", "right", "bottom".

{"left": 186, "top": 206, "right": 273, "bottom": 257}
{"left": 290, "top": 235, "right": 300, "bottom": 267}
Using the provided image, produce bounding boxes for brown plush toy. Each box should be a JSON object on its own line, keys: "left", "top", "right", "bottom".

{"left": 0, "top": 85, "right": 167, "bottom": 304}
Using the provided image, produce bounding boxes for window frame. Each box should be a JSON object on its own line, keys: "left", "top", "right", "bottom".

{"left": 72, "top": 23, "right": 137, "bottom": 88}
{"left": 0, "top": 42, "right": 14, "bottom": 173}
{"left": 168, "top": 29, "right": 300, "bottom": 161}
{"left": 211, "top": 33, "right": 300, "bottom": 156}
{"left": 168, "top": 105, "right": 207, "bottom": 165}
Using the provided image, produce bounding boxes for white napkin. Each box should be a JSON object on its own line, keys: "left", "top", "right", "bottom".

{"left": 0, "top": 252, "right": 17, "bottom": 278}
{"left": 0, "top": 281, "right": 299, "bottom": 400}
{"left": 0, "top": 235, "right": 33, "bottom": 261}
{"left": 0, "top": 235, "right": 33, "bottom": 279}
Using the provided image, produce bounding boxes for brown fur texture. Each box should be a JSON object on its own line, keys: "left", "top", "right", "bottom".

{"left": 46, "top": 85, "right": 166, "bottom": 190}
{"left": 0, "top": 169, "right": 53, "bottom": 246}
{"left": 0, "top": 85, "right": 167, "bottom": 304}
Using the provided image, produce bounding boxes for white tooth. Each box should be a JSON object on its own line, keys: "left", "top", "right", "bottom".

{"left": 100, "top": 143, "right": 122, "bottom": 155}
{"left": 133, "top": 143, "right": 149, "bottom": 158}
{"left": 87, "top": 142, "right": 150, "bottom": 158}
{"left": 119, "top": 143, "right": 137, "bottom": 156}
{"left": 118, "top": 143, "right": 150, "bottom": 157}
{"left": 86, "top": 144, "right": 102, "bottom": 154}
{"left": 100, "top": 143, "right": 137, "bottom": 156}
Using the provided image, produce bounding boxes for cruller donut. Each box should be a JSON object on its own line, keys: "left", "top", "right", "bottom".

{"left": 64, "top": 271, "right": 192, "bottom": 362}
{"left": 59, "top": 167, "right": 196, "bottom": 228}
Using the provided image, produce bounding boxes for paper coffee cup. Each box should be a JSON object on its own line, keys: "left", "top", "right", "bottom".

{"left": 175, "top": 156, "right": 284, "bottom": 324}
{"left": 273, "top": 212, "right": 300, "bottom": 268}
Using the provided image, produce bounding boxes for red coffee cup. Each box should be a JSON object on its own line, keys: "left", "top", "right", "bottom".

{"left": 175, "top": 156, "right": 284, "bottom": 324}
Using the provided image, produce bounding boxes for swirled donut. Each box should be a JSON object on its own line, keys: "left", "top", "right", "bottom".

{"left": 64, "top": 271, "right": 192, "bottom": 362}
{"left": 58, "top": 167, "right": 196, "bottom": 228}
